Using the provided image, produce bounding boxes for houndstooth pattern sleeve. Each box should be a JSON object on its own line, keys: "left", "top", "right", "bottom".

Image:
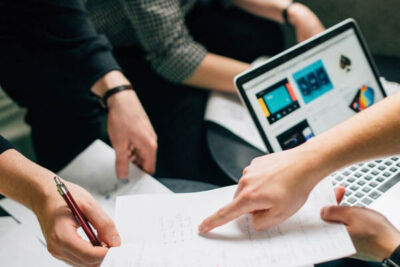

{"left": 122, "top": 0, "right": 207, "bottom": 83}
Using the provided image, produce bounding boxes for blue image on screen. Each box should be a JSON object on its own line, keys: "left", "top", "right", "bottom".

{"left": 263, "top": 85, "right": 293, "bottom": 114}
{"left": 293, "top": 60, "right": 333, "bottom": 104}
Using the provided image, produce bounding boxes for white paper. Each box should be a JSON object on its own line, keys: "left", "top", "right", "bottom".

{"left": 0, "top": 217, "right": 66, "bottom": 267}
{"left": 103, "top": 244, "right": 314, "bottom": 267}
{"left": 381, "top": 77, "right": 400, "bottom": 96}
{"left": 57, "top": 139, "right": 171, "bottom": 217}
{"left": 0, "top": 140, "right": 171, "bottom": 242}
{"left": 108, "top": 178, "right": 355, "bottom": 267}
{"left": 205, "top": 91, "right": 267, "bottom": 152}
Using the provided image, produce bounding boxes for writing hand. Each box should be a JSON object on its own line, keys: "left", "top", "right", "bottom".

{"left": 34, "top": 180, "right": 120, "bottom": 267}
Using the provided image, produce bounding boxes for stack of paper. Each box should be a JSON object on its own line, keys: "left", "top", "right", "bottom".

{"left": 102, "top": 178, "right": 355, "bottom": 267}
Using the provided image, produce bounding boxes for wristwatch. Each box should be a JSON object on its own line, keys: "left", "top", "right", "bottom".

{"left": 383, "top": 245, "right": 400, "bottom": 267}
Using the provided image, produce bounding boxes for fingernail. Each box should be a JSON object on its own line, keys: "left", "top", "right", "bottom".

{"left": 320, "top": 207, "right": 326, "bottom": 218}
{"left": 112, "top": 235, "right": 121, "bottom": 246}
{"left": 198, "top": 224, "right": 206, "bottom": 234}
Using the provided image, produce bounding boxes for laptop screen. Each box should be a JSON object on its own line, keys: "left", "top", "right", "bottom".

{"left": 240, "top": 26, "right": 385, "bottom": 152}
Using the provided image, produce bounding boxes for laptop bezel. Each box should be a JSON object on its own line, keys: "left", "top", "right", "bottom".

{"left": 234, "top": 18, "right": 386, "bottom": 153}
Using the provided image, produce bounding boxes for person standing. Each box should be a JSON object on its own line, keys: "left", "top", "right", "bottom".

{"left": 84, "top": 0, "right": 325, "bottom": 184}
{"left": 0, "top": 0, "right": 157, "bottom": 179}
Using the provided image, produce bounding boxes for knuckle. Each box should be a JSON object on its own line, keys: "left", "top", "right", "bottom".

{"left": 201, "top": 219, "right": 210, "bottom": 229}
{"left": 238, "top": 177, "right": 250, "bottom": 187}
{"left": 47, "top": 245, "right": 58, "bottom": 258}
{"left": 343, "top": 207, "right": 355, "bottom": 220}
{"left": 83, "top": 199, "right": 96, "bottom": 214}
{"left": 97, "top": 217, "right": 115, "bottom": 230}
{"left": 149, "top": 140, "right": 158, "bottom": 151}
{"left": 241, "top": 189, "right": 257, "bottom": 202}
{"left": 217, "top": 208, "right": 227, "bottom": 218}
{"left": 103, "top": 218, "right": 116, "bottom": 229}
{"left": 49, "top": 231, "right": 61, "bottom": 245}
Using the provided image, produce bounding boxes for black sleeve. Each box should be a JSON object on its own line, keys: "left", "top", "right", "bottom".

{"left": 0, "top": 0, "right": 121, "bottom": 105}
{"left": 0, "top": 135, "right": 14, "bottom": 155}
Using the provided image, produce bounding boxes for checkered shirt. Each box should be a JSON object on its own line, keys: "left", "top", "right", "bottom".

{"left": 85, "top": 0, "right": 228, "bottom": 83}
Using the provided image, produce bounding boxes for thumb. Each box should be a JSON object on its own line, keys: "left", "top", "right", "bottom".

{"left": 321, "top": 205, "right": 352, "bottom": 225}
{"left": 81, "top": 201, "right": 121, "bottom": 247}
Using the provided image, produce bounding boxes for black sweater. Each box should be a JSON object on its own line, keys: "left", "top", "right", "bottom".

{"left": 0, "top": 0, "right": 121, "bottom": 123}
{"left": 0, "top": 135, "right": 13, "bottom": 155}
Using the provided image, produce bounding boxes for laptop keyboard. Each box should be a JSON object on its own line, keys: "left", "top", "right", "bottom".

{"left": 331, "top": 156, "right": 400, "bottom": 207}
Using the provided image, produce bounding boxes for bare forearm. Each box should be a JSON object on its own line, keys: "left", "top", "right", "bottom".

{"left": 232, "top": 0, "right": 291, "bottom": 23}
{"left": 183, "top": 53, "right": 250, "bottom": 93}
{"left": 0, "top": 150, "right": 54, "bottom": 213}
{"left": 304, "top": 92, "right": 400, "bottom": 180}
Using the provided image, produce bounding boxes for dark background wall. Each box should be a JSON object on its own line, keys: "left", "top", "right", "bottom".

{"left": 297, "top": 0, "right": 400, "bottom": 57}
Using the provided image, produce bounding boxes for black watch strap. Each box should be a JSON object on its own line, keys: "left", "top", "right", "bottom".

{"left": 99, "top": 84, "right": 133, "bottom": 108}
{"left": 383, "top": 245, "right": 400, "bottom": 267}
{"left": 282, "top": 2, "right": 295, "bottom": 26}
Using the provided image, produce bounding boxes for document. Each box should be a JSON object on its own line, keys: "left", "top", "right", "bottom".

{"left": 205, "top": 91, "right": 267, "bottom": 152}
{"left": 106, "top": 178, "right": 355, "bottom": 267}
{"left": 0, "top": 140, "right": 171, "bottom": 242}
{"left": 0, "top": 217, "right": 66, "bottom": 266}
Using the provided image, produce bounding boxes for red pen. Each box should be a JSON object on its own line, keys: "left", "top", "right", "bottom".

{"left": 54, "top": 176, "right": 101, "bottom": 246}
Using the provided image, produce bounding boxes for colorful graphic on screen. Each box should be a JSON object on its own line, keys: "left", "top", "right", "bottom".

{"left": 349, "top": 85, "right": 375, "bottom": 112}
{"left": 293, "top": 60, "right": 334, "bottom": 104}
{"left": 256, "top": 79, "right": 300, "bottom": 124}
{"left": 277, "top": 120, "right": 315, "bottom": 150}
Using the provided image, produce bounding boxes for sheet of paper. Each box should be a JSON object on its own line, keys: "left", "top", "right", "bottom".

{"left": 112, "top": 178, "right": 355, "bottom": 267}
{"left": 205, "top": 91, "right": 267, "bottom": 152}
{"left": 0, "top": 217, "right": 66, "bottom": 266}
{"left": 0, "top": 139, "right": 171, "bottom": 242}
{"left": 103, "top": 244, "right": 313, "bottom": 267}
{"left": 381, "top": 77, "right": 400, "bottom": 96}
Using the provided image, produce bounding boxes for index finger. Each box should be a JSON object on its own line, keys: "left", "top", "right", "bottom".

{"left": 198, "top": 195, "right": 258, "bottom": 234}
{"left": 60, "top": 224, "right": 108, "bottom": 265}
{"left": 115, "top": 147, "right": 130, "bottom": 179}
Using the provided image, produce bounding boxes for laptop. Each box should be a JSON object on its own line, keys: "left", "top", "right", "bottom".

{"left": 234, "top": 19, "right": 400, "bottom": 228}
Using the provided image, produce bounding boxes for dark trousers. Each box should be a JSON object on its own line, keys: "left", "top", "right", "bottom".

{"left": 14, "top": 2, "right": 284, "bottom": 185}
